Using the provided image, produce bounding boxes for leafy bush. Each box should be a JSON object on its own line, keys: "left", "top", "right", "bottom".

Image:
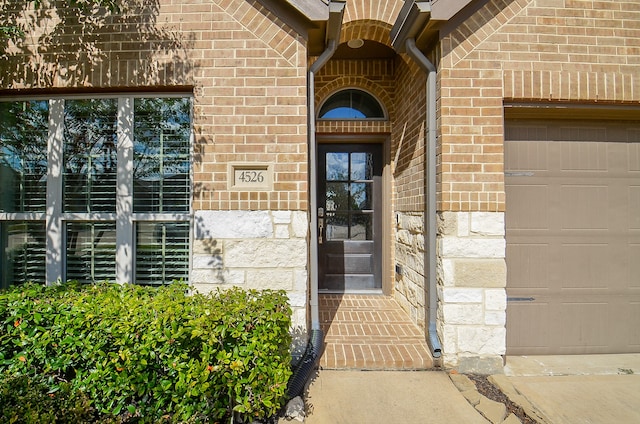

{"left": 0, "top": 282, "right": 292, "bottom": 423}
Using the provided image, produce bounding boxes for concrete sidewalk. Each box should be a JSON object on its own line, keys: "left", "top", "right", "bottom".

{"left": 303, "top": 370, "right": 489, "bottom": 424}
{"left": 299, "top": 354, "right": 640, "bottom": 424}
{"left": 492, "top": 354, "right": 640, "bottom": 424}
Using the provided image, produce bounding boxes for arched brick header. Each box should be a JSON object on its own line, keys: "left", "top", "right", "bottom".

{"left": 315, "top": 76, "right": 394, "bottom": 120}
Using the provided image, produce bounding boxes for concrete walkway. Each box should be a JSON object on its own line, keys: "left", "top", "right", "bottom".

{"left": 493, "top": 354, "right": 640, "bottom": 424}
{"left": 304, "top": 370, "right": 489, "bottom": 424}
{"left": 298, "top": 354, "right": 640, "bottom": 424}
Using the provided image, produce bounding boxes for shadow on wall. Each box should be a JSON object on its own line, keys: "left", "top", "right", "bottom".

{"left": 193, "top": 214, "right": 225, "bottom": 284}
{"left": 0, "top": 0, "right": 194, "bottom": 88}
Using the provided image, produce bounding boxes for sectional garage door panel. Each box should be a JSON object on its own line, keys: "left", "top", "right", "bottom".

{"left": 505, "top": 119, "right": 640, "bottom": 355}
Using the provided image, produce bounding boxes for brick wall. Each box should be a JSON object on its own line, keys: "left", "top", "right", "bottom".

{"left": 1, "top": 0, "right": 309, "bottom": 212}
{"left": 439, "top": 0, "right": 640, "bottom": 213}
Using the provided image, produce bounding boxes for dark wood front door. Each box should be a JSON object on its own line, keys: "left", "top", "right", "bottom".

{"left": 318, "top": 143, "right": 383, "bottom": 291}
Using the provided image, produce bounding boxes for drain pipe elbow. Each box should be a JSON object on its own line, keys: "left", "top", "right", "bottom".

{"left": 404, "top": 37, "right": 442, "bottom": 359}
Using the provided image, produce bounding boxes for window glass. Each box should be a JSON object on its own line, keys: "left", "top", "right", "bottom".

{"left": 65, "top": 222, "right": 116, "bottom": 283}
{"left": 0, "top": 221, "right": 46, "bottom": 289}
{"left": 133, "top": 98, "right": 191, "bottom": 213}
{"left": 0, "top": 96, "right": 191, "bottom": 288}
{"left": 0, "top": 101, "right": 48, "bottom": 212}
{"left": 319, "top": 89, "right": 385, "bottom": 119}
{"left": 63, "top": 99, "right": 118, "bottom": 213}
{"left": 136, "top": 222, "right": 189, "bottom": 285}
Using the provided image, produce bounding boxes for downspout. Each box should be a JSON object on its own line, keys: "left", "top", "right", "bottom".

{"left": 287, "top": 1, "right": 344, "bottom": 400}
{"left": 404, "top": 37, "right": 442, "bottom": 359}
{"left": 309, "top": 38, "right": 338, "bottom": 331}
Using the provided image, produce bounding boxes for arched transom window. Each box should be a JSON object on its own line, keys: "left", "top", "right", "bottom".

{"left": 318, "top": 89, "right": 386, "bottom": 119}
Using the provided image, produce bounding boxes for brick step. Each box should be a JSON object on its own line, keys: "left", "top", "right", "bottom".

{"left": 318, "top": 294, "right": 433, "bottom": 370}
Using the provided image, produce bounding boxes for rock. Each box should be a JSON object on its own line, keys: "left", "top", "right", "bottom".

{"left": 476, "top": 394, "right": 507, "bottom": 424}
{"left": 461, "top": 388, "right": 481, "bottom": 406}
{"left": 284, "top": 396, "right": 306, "bottom": 422}
{"left": 501, "top": 413, "right": 522, "bottom": 424}
{"left": 449, "top": 373, "right": 477, "bottom": 392}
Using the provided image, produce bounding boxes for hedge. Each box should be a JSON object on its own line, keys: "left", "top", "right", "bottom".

{"left": 0, "top": 282, "right": 292, "bottom": 423}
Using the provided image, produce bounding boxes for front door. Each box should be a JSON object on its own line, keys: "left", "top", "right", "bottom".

{"left": 318, "top": 143, "right": 383, "bottom": 291}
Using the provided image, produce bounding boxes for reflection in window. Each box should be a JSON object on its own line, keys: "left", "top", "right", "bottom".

{"left": 133, "top": 98, "right": 191, "bottom": 213}
{"left": 324, "top": 151, "right": 375, "bottom": 241}
{"left": 0, "top": 101, "right": 49, "bottom": 213}
{"left": 0, "top": 222, "right": 46, "bottom": 289}
{"left": 136, "top": 222, "right": 189, "bottom": 285}
{"left": 63, "top": 99, "right": 118, "bottom": 213}
{"left": 319, "top": 89, "right": 385, "bottom": 119}
{"left": 66, "top": 222, "right": 117, "bottom": 284}
{"left": 0, "top": 96, "right": 192, "bottom": 288}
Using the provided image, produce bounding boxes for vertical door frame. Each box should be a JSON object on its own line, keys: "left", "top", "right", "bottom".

{"left": 316, "top": 134, "right": 392, "bottom": 295}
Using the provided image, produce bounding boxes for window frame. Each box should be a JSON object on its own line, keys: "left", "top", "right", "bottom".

{"left": 317, "top": 88, "right": 388, "bottom": 121}
{"left": 0, "top": 94, "right": 193, "bottom": 286}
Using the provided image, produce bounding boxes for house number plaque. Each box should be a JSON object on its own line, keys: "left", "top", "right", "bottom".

{"left": 230, "top": 164, "right": 272, "bottom": 190}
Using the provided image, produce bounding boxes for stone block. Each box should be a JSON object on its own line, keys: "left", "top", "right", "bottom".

{"left": 438, "top": 323, "right": 458, "bottom": 353}
{"left": 485, "top": 289, "right": 506, "bottom": 311}
{"left": 452, "top": 259, "right": 506, "bottom": 288}
{"left": 443, "top": 304, "right": 484, "bottom": 325}
{"left": 293, "top": 269, "right": 307, "bottom": 291}
{"left": 470, "top": 212, "right": 505, "bottom": 236}
{"left": 291, "top": 211, "right": 308, "bottom": 238}
{"left": 485, "top": 310, "right": 506, "bottom": 326}
{"left": 449, "top": 374, "right": 476, "bottom": 392}
{"left": 476, "top": 394, "right": 507, "bottom": 424}
{"left": 457, "top": 212, "right": 470, "bottom": 236}
{"left": 461, "top": 389, "right": 481, "bottom": 406}
{"left": 287, "top": 291, "right": 307, "bottom": 308}
{"left": 245, "top": 269, "right": 294, "bottom": 290}
{"left": 442, "top": 287, "right": 484, "bottom": 303}
{"left": 274, "top": 224, "right": 290, "bottom": 239}
{"left": 440, "top": 237, "right": 505, "bottom": 259}
{"left": 457, "top": 326, "right": 506, "bottom": 355}
{"left": 272, "top": 210, "right": 291, "bottom": 224}
{"left": 502, "top": 413, "right": 522, "bottom": 424}
{"left": 195, "top": 210, "right": 273, "bottom": 239}
{"left": 438, "top": 211, "right": 458, "bottom": 236}
{"left": 224, "top": 239, "right": 307, "bottom": 268}
{"left": 192, "top": 254, "right": 223, "bottom": 269}
{"left": 457, "top": 356, "right": 505, "bottom": 375}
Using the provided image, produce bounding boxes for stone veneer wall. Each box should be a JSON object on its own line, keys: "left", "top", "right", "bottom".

{"left": 192, "top": 211, "right": 309, "bottom": 331}
{"left": 437, "top": 212, "right": 507, "bottom": 372}
{"left": 394, "top": 212, "right": 426, "bottom": 329}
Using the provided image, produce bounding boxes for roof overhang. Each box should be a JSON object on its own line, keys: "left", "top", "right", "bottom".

{"left": 256, "top": 0, "right": 345, "bottom": 56}
{"left": 390, "top": 1, "right": 432, "bottom": 53}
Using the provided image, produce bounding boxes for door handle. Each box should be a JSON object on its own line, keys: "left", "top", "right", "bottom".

{"left": 318, "top": 208, "right": 324, "bottom": 244}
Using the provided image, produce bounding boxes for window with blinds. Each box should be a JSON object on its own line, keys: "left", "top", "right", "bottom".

{"left": 0, "top": 96, "right": 192, "bottom": 288}
{"left": 0, "top": 222, "right": 46, "bottom": 289}
{"left": 66, "top": 222, "right": 116, "bottom": 284}
{"left": 0, "top": 101, "right": 48, "bottom": 213}
{"left": 63, "top": 99, "right": 118, "bottom": 213}
{"left": 133, "top": 98, "right": 191, "bottom": 213}
{"left": 135, "top": 222, "right": 189, "bottom": 285}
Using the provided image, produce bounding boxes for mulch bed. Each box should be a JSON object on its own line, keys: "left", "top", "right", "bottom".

{"left": 466, "top": 374, "right": 539, "bottom": 424}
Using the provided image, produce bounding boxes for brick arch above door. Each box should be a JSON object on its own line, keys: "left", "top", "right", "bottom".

{"left": 315, "top": 77, "right": 394, "bottom": 119}
{"left": 314, "top": 78, "right": 393, "bottom": 134}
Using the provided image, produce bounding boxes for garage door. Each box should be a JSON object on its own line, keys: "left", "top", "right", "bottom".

{"left": 505, "top": 118, "right": 640, "bottom": 355}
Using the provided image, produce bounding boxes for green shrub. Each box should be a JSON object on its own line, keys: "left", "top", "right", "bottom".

{"left": 0, "top": 282, "right": 292, "bottom": 423}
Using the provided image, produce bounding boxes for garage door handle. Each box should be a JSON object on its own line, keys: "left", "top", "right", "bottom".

{"left": 507, "top": 297, "right": 535, "bottom": 302}
{"left": 505, "top": 171, "right": 534, "bottom": 177}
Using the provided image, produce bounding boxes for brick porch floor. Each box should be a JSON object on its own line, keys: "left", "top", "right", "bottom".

{"left": 318, "top": 294, "right": 434, "bottom": 370}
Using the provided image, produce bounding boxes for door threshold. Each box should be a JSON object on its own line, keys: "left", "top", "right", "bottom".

{"left": 319, "top": 289, "right": 384, "bottom": 295}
